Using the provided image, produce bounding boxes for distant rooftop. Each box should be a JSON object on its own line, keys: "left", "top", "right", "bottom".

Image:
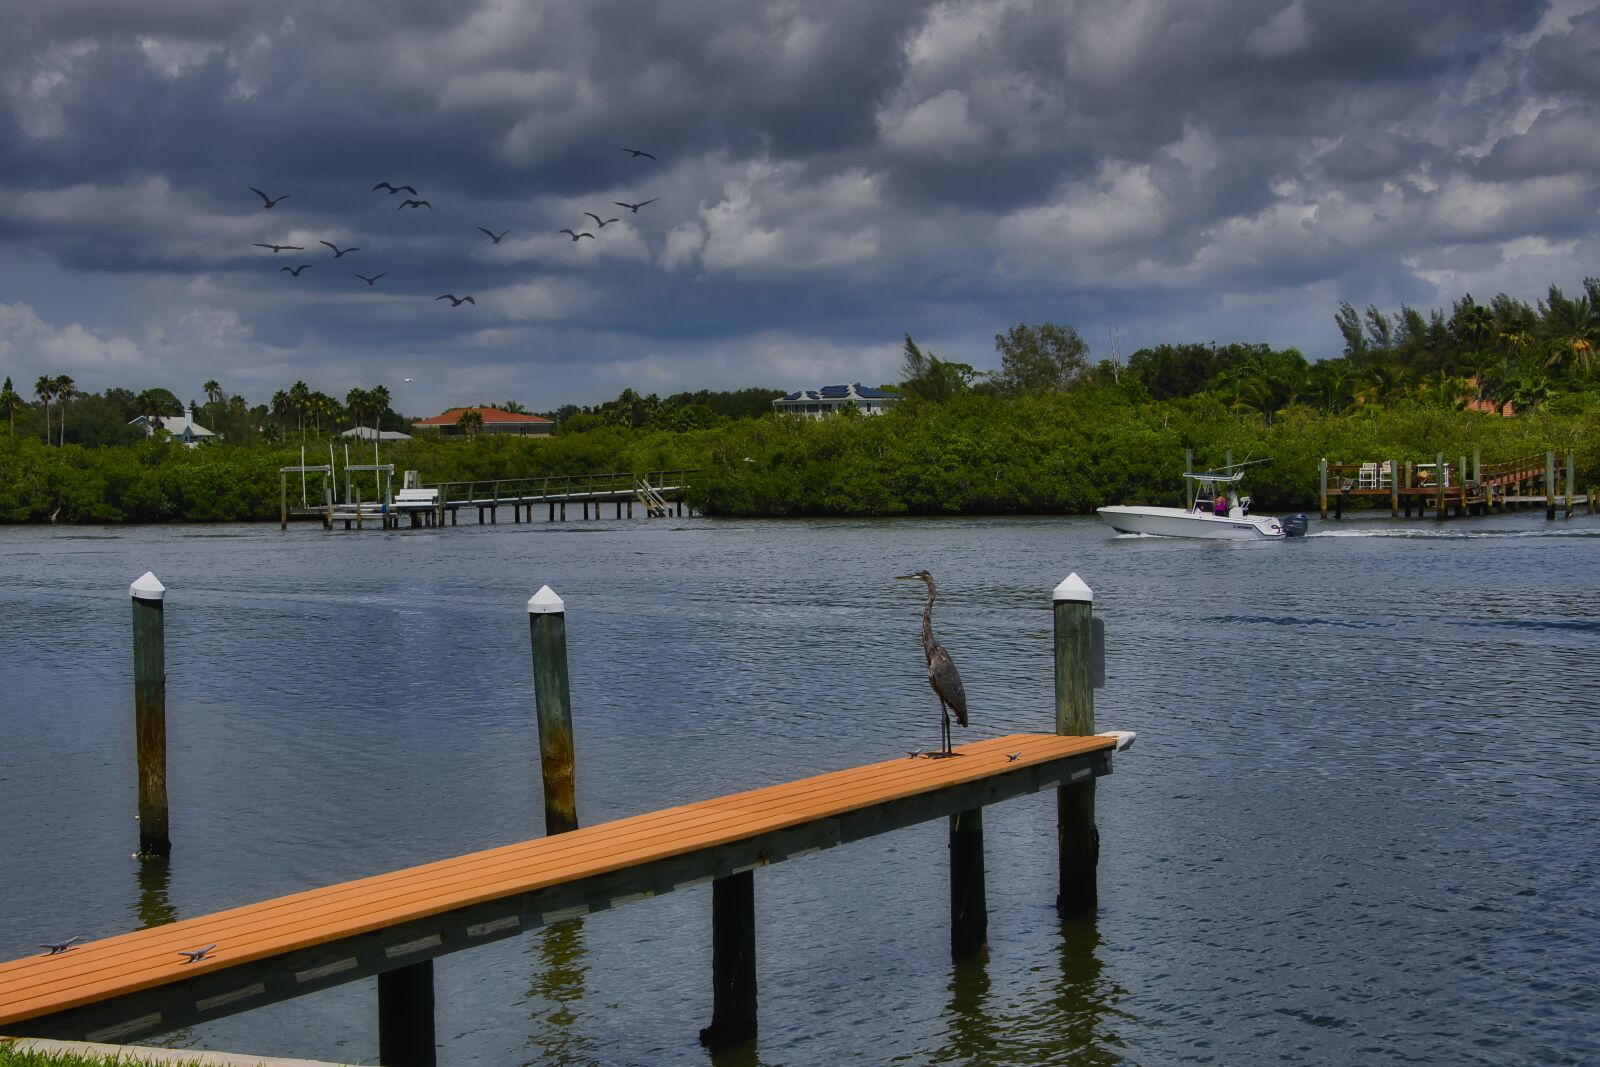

{"left": 777, "top": 383, "right": 902, "bottom": 402}
{"left": 413, "top": 407, "right": 553, "bottom": 427}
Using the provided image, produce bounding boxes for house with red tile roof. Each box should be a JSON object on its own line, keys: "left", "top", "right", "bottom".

{"left": 412, "top": 406, "right": 555, "bottom": 437}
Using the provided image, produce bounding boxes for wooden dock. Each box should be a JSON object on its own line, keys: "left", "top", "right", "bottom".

{"left": 0, "top": 733, "right": 1122, "bottom": 1057}
{"left": 284, "top": 469, "right": 697, "bottom": 530}
{"left": 1318, "top": 451, "right": 1592, "bottom": 520}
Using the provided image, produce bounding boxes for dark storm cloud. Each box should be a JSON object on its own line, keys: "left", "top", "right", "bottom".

{"left": 2, "top": 0, "right": 1597, "bottom": 408}
{"left": 1529, "top": 6, "right": 1600, "bottom": 94}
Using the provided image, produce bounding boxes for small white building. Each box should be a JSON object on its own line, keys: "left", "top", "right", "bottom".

{"left": 129, "top": 407, "right": 215, "bottom": 447}
{"left": 773, "top": 383, "right": 902, "bottom": 418}
{"left": 340, "top": 426, "right": 412, "bottom": 441}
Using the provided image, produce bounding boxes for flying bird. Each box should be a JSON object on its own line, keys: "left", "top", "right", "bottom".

{"left": 895, "top": 569, "right": 968, "bottom": 758}
{"left": 583, "top": 212, "right": 620, "bottom": 228}
{"left": 402, "top": 377, "right": 415, "bottom": 383}
{"left": 622, "top": 148, "right": 658, "bottom": 160}
{"left": 252, "top": 243, "right": 303, "bottom": 253}
{"left": 612, "top": 198, "right": 658, "bottom": 213}
{"left": 477, "top": 227, "right": 510, "bottom": 243}
{"left": 39, "top": 937, "right": 81, "bottom": 955}
{"left": 397, "top": 199, "right": 432, "bottom": 211}
{"left": 250, "top": 187, "right": 289, "bottom": 208}
{"left": 371, "top": 182, "right": 417, "bottom": 195}
{"left": 178, "top": 944, "right": 216, "bottom": 964}
{"left": 436, "top": 294, "right": 475, "bottom": 306}
{"left": 353, "top": 272, "right": 387, "bottom": 285}
{"left": 319, "top": 241, "right": 359, "bottom": 257}
{"left": 558, "top": 229, "right": 595, "bottom": 241}
{"left": 280, "top": 264, "right": 313, "bottom": 276}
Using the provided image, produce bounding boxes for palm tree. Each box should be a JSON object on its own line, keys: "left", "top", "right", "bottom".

{"left": 456, "top": 408, "right": 485, "bottom": 439}
{"left": 134, "top": 388, "right": 173, "bottom": 435}
{"left": 1212, "top": 356, "right": 1273, "bottom": 419}
{"left": 369, "top": 384, "right": 391, "bottom": 430}
{"left": 53, "top": 375, "right": 76, "bottom": 446}
{"left": 202, "top": 380, "right": 222, "bottom": 405}
{"left": 270, "top": 389, "right": 291, "bottom": 437}
{"left": 0, "top": 377, "right": 21, "bottom": 434}
{"left": 1538, "top": 285, "right": 1598, "bottom": 377}
{"left": 1458, "top": 301, "right": 1495, "bottom": 351}
{"left": 345, "top": 387, "right": 369, "bottom": 432}
{"left": 287, "top": 381, "right": 311, "bottom": 443}
{"left": 34, "top": 375, "right": 54, "bottom": 443}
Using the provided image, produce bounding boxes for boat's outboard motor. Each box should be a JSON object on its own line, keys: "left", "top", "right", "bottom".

{"left": 1280, "top": 513, "right": 1309, "bottom": 537}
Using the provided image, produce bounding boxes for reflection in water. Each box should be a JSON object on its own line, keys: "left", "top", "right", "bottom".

{"left": 930, "top": 915, "right": 1121, "bottom": 1065}
{"left": 937, "top": 954, "right": 996, "bottom": 1065}
{"left": 704, "top": 1035, "right": 769, "bottom": 1067}
{"left": 523, "top": 919, "right": 598, "bottom": 1067}
{"left": 132, "top": 857, "right": 177, "bottom": 930}
{"left": 1048, "top": 913, "right": 1123, "bottom": 1065}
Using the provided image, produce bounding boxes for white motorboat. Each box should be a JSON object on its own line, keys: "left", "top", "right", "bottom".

{"left": 1097, "top": 470, "right": 1304, "bottom": 540}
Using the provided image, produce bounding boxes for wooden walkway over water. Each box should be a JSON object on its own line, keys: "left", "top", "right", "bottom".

{"left": 0, "top": 733, "right": 1122, "bottom": 1060}
{"left": 284, "top": 469, "right": 697, "bottom": 529}
{"left": 1318, "top": 451, "right": 1592, "bottom": 520}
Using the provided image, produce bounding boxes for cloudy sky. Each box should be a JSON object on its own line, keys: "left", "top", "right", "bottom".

{"left": 3, "top": 0, "right": 1597, "bottom": 413}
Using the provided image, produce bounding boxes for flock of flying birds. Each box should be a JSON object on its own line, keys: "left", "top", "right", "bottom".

{"left": 246, "top": 148, "right": 662, "bottom": 307}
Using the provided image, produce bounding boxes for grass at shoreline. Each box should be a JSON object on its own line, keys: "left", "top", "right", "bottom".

{"left": 0, "top": 1048, "right": 210, "bottom": 1066}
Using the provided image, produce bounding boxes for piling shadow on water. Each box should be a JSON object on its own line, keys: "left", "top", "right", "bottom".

{"left": 132, "top": 857, "right": 177, "bottom": 930}
{"left": 523, "top": 918, "right": 598, "bottom": 1067}
{"left": 928, "top": 913, "right": 1123, "bottom": 1065}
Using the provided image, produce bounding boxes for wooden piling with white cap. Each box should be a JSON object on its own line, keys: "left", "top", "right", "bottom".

{"left": 130, "top": 572, "right": 170, "bottom": 859}
{"left": 1053, "top": 573, "right": 1096, "bottom": 914}
{"left": 528, "top": 586, "right": 578, "bottom": 836}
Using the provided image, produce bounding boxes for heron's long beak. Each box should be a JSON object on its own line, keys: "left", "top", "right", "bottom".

{"left": 893, "top": 574, "right": 918, "bottom": 580}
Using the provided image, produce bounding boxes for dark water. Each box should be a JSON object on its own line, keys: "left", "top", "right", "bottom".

{"left": 1, "top": 512, "right": 1597, "bottom": 1067}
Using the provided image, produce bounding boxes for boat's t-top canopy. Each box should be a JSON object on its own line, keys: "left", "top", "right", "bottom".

{"left": 1183, "top": 471, "right": 1246, "bottom": 484}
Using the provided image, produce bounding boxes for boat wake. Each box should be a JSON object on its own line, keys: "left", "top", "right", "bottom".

{"left": 1307, "top": 527, "right": 1600, "bottom": 540}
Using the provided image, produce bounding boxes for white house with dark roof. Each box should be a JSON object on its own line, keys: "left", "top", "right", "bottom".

{"left": 128, "top": 406, "right": 215, "bottom": 447}
{"left": 773, "top": 383, "right": 902, "bottom": 418}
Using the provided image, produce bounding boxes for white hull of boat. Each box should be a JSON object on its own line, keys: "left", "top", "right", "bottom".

{"left": 1096, "top": 505, "right": 1285, "bottom": 540}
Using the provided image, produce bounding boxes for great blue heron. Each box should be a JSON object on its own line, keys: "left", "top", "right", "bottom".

{"left": 896, "top": 569, "right": 968, "bottom": 757}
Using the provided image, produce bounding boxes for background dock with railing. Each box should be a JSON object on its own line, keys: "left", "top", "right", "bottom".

{"left": 1317, "top": 450, "right": 1591, "bottom": 520}
{"left": 281, "top": 468, "right": 697, "bottom": 530}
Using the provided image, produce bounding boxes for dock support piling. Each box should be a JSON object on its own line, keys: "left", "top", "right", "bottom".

{"left": 1566, "top": 452, "right": 1575, "bottom": 518}
{"left": 1052, "top": 573, "right": 1097, "bottom": 915}
{"left": 1318, "top": 458, "right": 1328, "bottom": 519}
{"left": 700, "top": 870, "right": 757, "bottom": 1049}
{"left": 377, "top": 960, "right": 436, "bottom": 1067}
{"left": 1436, "top": 452, "right": 1446, "bottom": 520}
{"left": 528, "top": 586, "right": 579, "bottom": 836}
{"left": 949, "top": 807, "right": 987, "bottom": 959}
{"left": 1546, "top": 451, "right": 1557, "bottom": 520}
{"left": 1390, "top": 459, "right": 1399, "bottom": 518}
{"left": 279, "top": 473, "right": 287, "bottom": 531}
{"left": 131, "top": 572, "right": 171, "bottom": 859}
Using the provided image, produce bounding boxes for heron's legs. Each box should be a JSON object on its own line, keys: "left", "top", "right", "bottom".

{"left": 940, "top": 703, "right": 952, "bottom": 757}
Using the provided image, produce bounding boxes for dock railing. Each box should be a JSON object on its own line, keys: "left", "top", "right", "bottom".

{"left": 427, "top": 469, "right": 696, "bottom": 508}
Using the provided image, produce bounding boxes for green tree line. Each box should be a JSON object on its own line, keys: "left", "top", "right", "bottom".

{"left": 2, "top": 276, "right": 1596, "bottom": 523}
{"left": 2, "top": 386, "right": 1593, "bottom": 523}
